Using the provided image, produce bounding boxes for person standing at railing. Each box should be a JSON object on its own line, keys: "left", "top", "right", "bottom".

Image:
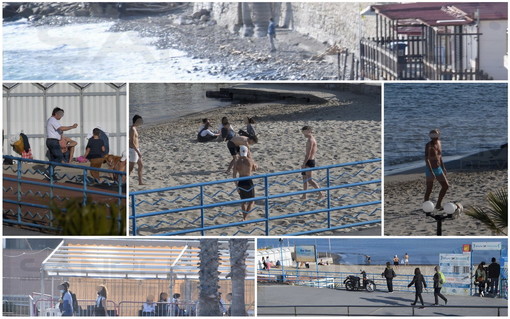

{"left": 155, "top": 292, "right": 169, "bottom": 316}
{"left": 57, "top": 282, "right": 73, "bottom": 316}
{"left": 382, "top": 262, "right": 396, "bottom": 293}
{"left": 94, "top": 285, "right": 108, "bottom": 316}
{"left": 300, "top": 126, "right": 323, "bottom": 200}
{"left": 233, "top": 145, "right": 258, "bottom": 220}
{"left": 45, "top": 107, "right": 78, "bottom": 179}
{"left": 129, "top": 115, "right": 145, "bottom": 185}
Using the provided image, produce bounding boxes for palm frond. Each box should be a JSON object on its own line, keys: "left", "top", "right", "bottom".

{"left": 466, "top": 188, "right": 508, "bottom": 236}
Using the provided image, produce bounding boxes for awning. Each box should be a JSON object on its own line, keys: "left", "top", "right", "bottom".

{"left": 41, "top": 238, "right": 255, "bottom": 280}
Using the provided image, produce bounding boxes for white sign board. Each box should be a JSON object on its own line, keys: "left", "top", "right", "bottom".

{"left": 439, "top": 253, "right": 471, "bottom": 296}
{"left": 472, "top": 242, "right": 502, "bottom": 251}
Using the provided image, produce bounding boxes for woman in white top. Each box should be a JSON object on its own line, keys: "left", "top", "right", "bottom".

{"left": 142, "top": 295, "right": 156, "bottom": 316}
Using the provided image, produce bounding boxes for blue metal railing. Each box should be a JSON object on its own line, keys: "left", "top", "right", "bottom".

{"left": 130, "top": 159, "right": 381, "bottom": 236}
{"left": 258, "top": 269, "right": 434, "bottom": 293}
{"left": 3, "top": 155, "right": 126, "bottom": 232}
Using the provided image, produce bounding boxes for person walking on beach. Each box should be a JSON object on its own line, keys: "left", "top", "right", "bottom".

{"left": 488, "top": 257, "right": 501, "bottom": 296}
{"left": 225, "top": 135, "right": 258, "bottom": 174}
{"left": 433, "top": 266, "right": 448, "bottom": 306}
{"left": 475, "top": 262, "right": 487, "bottom": 297}
{"left": 424, "top": 129, "right": 449, "bottom": 210}
{"left": 382, "top": 262, "right": 396, "bottom": 293}
{"left": 301, "top": 126, "right": 323, "bottom": 200}
{"left": 268, "top": 18, "right": 277, "bottom": 52}
{"left": 408, "top": 267, "right": 427, "bottom": 308}
{"left": 404, "top": 253, "right": 410, "bottom": 265}
{"left": 393, "top": 255, "right": 400, "bottom": 266}
{"left": 129, "top": 114, "right": 144, "bottom": 185}
{"left": 233, "top": 146, "right": 258, "bottom": 220}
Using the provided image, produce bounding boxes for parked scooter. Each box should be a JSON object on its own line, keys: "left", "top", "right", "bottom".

{"left": 344, "top": 270, "right": 376, "bottom": 292}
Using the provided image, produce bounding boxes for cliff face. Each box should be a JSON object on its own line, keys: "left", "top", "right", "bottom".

{"left": 193, "top": 2, "right": 377, "bottom": 54}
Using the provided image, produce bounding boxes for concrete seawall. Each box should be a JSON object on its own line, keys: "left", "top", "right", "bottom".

{"left": 193, "top": 2, "right": 378, "bottom": 55}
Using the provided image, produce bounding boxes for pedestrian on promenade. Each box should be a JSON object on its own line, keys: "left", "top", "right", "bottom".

{"left": 382, "top": 262, "right": 396, "bottom": 293}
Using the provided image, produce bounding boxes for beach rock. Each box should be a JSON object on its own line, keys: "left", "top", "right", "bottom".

{"left": 192, "top": 9, "right": 210, "bottom": 19}
{"left": 16, "top": 5, "right": 34, "bottom": 18}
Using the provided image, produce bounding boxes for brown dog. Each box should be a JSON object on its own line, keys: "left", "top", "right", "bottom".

{"left": 104, "top": 154, "right": 126, "bottom": 183}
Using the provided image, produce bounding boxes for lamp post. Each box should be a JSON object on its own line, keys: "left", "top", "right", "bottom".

{"left": 279, "top": 238, "right": 285, "bottom": 282}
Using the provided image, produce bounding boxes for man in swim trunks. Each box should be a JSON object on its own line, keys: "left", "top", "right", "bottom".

{"left": 129, "top": 114, "right": 144, "bottom": 185}
{"left": 301, "top": 126, "right": 323, "bottom": 200}
{"left": 424, "top": 129, "right": 449, "bottom": 210}
{"left": 226, "top": 135, "right": 258, "bottom": 174}
{"left": 233, "top": 146, "right": 258, "bottom": 220}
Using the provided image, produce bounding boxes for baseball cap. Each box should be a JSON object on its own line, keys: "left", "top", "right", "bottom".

{"left": 239, "top": 146, "right": 248, "bottom": 157}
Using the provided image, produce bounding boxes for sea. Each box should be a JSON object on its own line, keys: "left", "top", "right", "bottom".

{"left": 258, "top": 238, "right": 508, "bottom": 265}
{"left": 129, "top": 83, "right": 233, "bottom": 126}
{"left": 384, "top": 83, "right": 507, "bottom": 174}
{"left": 3, "top": 19, "right": 225, "bottom": 81}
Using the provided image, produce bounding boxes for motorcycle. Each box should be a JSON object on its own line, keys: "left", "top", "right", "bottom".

{"left": 344, "top": 270, "right": 376, "bottom": 292}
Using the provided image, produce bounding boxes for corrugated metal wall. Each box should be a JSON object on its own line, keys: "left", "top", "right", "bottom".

{"left": 3, "top": 83, "right": 127, "bottom": 160}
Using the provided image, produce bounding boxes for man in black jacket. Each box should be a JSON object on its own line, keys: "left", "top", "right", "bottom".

{"left": 487, "top": 257, "right": 501, "bottom": 296}
{"left": 382, "top": 262, "right": 396, "bottom": 292}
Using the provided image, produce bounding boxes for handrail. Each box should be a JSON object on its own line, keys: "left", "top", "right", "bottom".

{"left": 3, "top": 155, "right": 126, "bottom": 232}
{"left": 130, "top": 159, "right": 381, "bottom": 236}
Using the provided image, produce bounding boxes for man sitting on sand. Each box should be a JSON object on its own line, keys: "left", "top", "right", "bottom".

{"left": 301, "top": 126, "right": 323, "bottom": 199}
{"left": 424, "top": 129, "right": 449, "bottom": 210}
{"left": 233, "top": 146, "right": 258, "bottom": 220}
{"left": 226, "top": 135, "right": 258, "bottom": 174}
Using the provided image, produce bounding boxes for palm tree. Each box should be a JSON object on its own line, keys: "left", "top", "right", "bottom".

{"left": 198, "top": 239, "right": 221, "bottom": 316}
{"left": 466, "top": 188, "right": 507, "bottom": 235}
{"left": 229, "top": 239, "right": 248, "bottom": 316}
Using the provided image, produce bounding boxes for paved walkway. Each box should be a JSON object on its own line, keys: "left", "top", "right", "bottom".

{"left": 258, "top": 285, "right": 507, "bottom": 316}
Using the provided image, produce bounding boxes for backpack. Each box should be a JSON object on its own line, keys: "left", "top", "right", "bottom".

{"left": 439, "top": 272, "right": 446, "bottom": 284}
{"left": 70, "top": 292, "right": 79, "bottom": 313}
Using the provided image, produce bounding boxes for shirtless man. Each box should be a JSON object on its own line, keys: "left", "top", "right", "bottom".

{"left": 424, "top": 129, "right": 449, "bottom": 210}
{"left": 129, "top": 114, "right": 144, "bottom": 185}
{"left": 226, "top": 135, "right": 258, "bottom": 174}
{"left": 301, "top": 126, "right": 323, "bottom": 199}
{"left": 233, "top": 146, "right": 258, "bottom": 220}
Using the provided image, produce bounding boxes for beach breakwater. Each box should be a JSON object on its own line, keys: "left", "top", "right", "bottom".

{"left": 193, "top": 2, "right": 377, "bottom": 55}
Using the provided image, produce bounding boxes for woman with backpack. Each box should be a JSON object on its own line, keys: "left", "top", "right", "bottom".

{"left": 433, "top": 265, "right": 448, "bottom": 306}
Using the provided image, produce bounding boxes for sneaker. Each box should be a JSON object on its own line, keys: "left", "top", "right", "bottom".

{"left": 480, "top": 291, "right": 484, "bottom": 297}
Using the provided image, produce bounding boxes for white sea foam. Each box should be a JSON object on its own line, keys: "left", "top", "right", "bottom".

{"left": 3, "top": 20, "right": 226, "bottom": 81}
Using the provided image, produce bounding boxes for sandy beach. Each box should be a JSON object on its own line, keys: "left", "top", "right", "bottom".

{"left": 130, "top": 84, "right": 381, "bottom": 236}
{"left": 384, "top": 162, "right": 507, "bottom": 236}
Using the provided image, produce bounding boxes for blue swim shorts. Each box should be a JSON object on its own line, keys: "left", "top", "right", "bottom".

{"left": 426, "top": 166, "right": 443, "bottom": 177}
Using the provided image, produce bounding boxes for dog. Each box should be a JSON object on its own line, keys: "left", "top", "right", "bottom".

{"left": 103, "top": 154, "right": 126, "bottom": 183}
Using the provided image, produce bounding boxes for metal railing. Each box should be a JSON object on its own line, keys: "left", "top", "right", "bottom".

{"left": 3, "top": 155, "right": 126, "bottom": 232}
{"left": 32, "top": 298, "right": 118, "bottom": 317}
{"left": 257, "top": 305, "right": 507, "bottom": 316}
{"left": 130, "top": 159, "right": 381, "bottom": 236}
{"left": 257, "top": 270, "right": 433, "bottom": 293}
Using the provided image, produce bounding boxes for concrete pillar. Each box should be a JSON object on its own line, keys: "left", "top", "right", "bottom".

{"left": 241, "top": 2, "right": 254, "bottom": 37}
{"left": 252, "top": 2, "right": 272, "bottom": 37}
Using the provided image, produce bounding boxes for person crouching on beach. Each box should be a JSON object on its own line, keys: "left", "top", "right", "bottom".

{"left": 301, "top": 126, "right": 323, "bottom": 200}
{"left": 424, "top": 129, "right": 449, "bottom": 210}
{"left": 225, "top": 135, "right": 258, "bottom": 174}
{"left": 233, "top": 145, "right": 258, "bottom": 220}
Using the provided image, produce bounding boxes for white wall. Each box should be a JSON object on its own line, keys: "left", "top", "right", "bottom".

{"left": 479, "top": 20, "right": 508, "bottom": 80}
{"left": 3, "top": 83, "right": 127, "bottom": 161}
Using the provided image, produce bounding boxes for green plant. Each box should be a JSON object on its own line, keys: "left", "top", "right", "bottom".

{"left": 50, "top": 199, "right": 126, "bottom": 235}
{"left": 466, "top": 188, "right": 508, "bottom": 236}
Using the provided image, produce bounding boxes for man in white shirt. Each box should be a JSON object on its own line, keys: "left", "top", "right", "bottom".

{"left": 46, "top": 107, "right": 78, "bottom": 163}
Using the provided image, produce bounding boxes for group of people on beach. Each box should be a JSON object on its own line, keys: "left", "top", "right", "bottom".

{"left": 42, "top": 107, "right": 126, "bottom": 183}
{"left": 196, "top": 116, "right": 324, "bottom": 220}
